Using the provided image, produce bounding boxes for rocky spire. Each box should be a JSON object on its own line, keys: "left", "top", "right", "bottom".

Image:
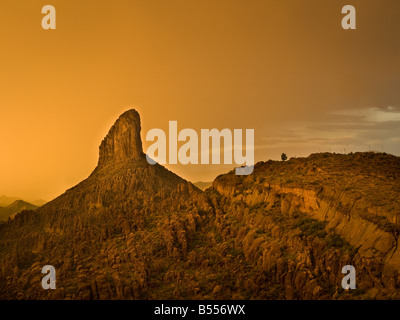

{"left": 98, "top": 109, "right": 144, "bottom": 166}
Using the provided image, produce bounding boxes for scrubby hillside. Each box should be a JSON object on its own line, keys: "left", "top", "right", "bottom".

{"left": 208, "top": 152, "right": 400, "bottom": 299}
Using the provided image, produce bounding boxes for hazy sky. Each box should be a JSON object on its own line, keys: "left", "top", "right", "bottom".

{"left": 1, "top": 0, "right": 399, "bottom": 201}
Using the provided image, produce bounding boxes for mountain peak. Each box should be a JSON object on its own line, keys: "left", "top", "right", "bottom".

{"left": 98, "top": 109, "right": 144, "bottom": 167}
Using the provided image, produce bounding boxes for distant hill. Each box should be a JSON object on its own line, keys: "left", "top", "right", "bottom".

{"left": 31, "top": 199, "right": 47, "bottom": 206}
{"left": 193, "top": 181, "right": 212, "bottom": 190}
{"left": 0, "top": 200, "right": 39, "bottom": 222}
{"left": 0, "top": 195, "right": 46, "bottom": 207}
{"left": 0, "top": 195, "right": 20, "bottom": 207}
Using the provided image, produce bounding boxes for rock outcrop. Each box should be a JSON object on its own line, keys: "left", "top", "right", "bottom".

{"left": 98, "top": 109, "right": 144, "bottom": 167}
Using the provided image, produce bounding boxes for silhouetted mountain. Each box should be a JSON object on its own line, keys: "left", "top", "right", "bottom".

{"left": 31, "top": 199, "right": 47, "bottom": 207}
{"left": 193, "top": 181, "right": 212, "bottom": 190}
{"left": 0, "top": 195, "right": 20, "bottom": 207}
{"left": 0, "top": 195, "right": 47, "bottom": 207}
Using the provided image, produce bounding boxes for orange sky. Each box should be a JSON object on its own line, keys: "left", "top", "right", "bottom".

{"left": 1, "top": 0, "right": 400, "bottom": 201}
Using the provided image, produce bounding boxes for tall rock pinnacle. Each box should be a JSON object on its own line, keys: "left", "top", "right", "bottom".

{"left": 98, "top": 109, "right": 144, "bottom": 166}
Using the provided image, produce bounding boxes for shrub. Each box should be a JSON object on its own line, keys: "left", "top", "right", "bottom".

{"left": 294, "top": 217, "right": 327, "bottom": 238}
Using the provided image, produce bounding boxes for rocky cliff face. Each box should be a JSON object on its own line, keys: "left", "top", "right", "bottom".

{"left": 0, "top": 111, "right": 399, "bottom": 300}
{"left": 210, "top": 153, "right": 400, "bottom": 299}
{"left": 98, "top": 109, "right": 144, "bottom": 167}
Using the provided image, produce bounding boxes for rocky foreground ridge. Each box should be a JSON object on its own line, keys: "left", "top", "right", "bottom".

{"left": 0, "top": 110, "right": 399, "bottom": 299}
